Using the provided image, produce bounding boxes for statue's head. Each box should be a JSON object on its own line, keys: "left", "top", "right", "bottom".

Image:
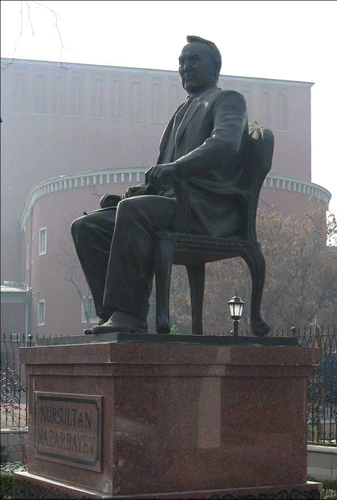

{"left": 179, "top": 36, "right": 222, "bottom": 95}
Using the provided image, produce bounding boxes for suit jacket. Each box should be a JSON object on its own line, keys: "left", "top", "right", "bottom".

{"left": 157, "top": 86, "right": 249, "bottom": 238}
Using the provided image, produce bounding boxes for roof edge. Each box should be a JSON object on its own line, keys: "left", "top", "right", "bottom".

{"left": 1, "top": 57, "right": 315, "bottom": 87}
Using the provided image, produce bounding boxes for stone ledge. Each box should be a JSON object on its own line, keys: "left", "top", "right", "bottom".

{"left": 34, "top": 333, "right": 299, "bottom": 347}
{"left": 308, "top": 445, "right": 337, "bottom": 454}
{"left": 14, "top": 473, "right": 322, "bottom": 499}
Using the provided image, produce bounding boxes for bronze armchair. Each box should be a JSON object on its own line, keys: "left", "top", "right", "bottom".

{"left": 154, "top": 123, "right": 274, "bottom": 336}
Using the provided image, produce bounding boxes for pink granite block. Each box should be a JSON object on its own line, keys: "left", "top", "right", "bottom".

{"left": 20, "top": 342, "right": 320, "bottom": 497}
{"left": 14, "top": 472, "right": 322, "bottom": 499}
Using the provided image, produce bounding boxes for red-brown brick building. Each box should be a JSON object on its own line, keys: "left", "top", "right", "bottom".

{"left": 0, "top": 58, "right": 331, "bottom": 337}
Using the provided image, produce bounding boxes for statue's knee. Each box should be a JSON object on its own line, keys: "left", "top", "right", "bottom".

{"left": 116, "top": 198, "right": 137, "bottom": 223}
{"left": 70, "top": 215, "right": 87, "bottom": 240}
{"left": 70, "top": 218, "right": 78, "bottom": 236}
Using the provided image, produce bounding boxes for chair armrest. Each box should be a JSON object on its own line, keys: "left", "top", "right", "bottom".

{"left": 170, "top": 175, "right": 251, "bottom": 234}
{"left": 170, "top": 175, "right": 191, "bottom": 233}
{"left": 100, "top": 194, "right": 121, "bottom": 208}
{"left": 169, "top": 125, "right": 274, "bottom": 238}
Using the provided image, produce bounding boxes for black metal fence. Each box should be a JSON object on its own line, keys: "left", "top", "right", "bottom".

{"left": 1, "top": 326, "right": 337, "bottom": 449}
{"left": 299, "top": 325, "right": 337, "bottom": 445}
{"left": 0, "top": 333, "right": 32, "bottom": 430}
{"left": 1, "top": 333, "right": 33, "bottom": 463}
{"left": 266, "top": 324, "right": 337, "bottom": 445}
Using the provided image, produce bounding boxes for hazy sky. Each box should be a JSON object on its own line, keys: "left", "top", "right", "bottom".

{"left": 1, "top": 0, "right": 336, "bottom": 214}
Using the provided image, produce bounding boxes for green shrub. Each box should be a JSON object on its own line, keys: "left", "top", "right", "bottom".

{"left": 324, "top": 490, "right": 337, "bottom": 499}
{"left": 0, "top": 462, "right": 26, "bottom": 500}
{"left": 308, "top": 476, "right": 337, "bottom": 499}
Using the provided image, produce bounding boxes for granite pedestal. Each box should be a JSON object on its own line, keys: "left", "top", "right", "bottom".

{"left": 16, "top": 334, "right": 322, "bottom": 499}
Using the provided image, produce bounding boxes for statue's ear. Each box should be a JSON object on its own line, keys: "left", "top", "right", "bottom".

{"left": 214, "top": 64, "right": 221, "bottom": 82}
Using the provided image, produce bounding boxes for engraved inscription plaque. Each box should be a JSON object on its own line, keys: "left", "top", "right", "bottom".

{"left": 34, "top": 392, "right": 102, "bottom": 471}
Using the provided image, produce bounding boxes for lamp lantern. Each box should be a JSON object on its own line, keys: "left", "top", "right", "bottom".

{"left": 228, "top": 293, "right": 245, "bottom": 336}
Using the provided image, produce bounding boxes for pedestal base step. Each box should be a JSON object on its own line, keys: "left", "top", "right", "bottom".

{"left": 14, "top": 472, "right": 322, "bottom": 499}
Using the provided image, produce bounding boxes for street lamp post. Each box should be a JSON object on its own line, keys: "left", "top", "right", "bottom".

{"left": 228, "top": 293, "right": 245, "bottom": 337}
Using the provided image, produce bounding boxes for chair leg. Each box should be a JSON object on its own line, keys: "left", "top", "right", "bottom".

{"left": 242, "top": 245, "right": 271, "bottom": 337}
{"left": 154, "top": 234, "right": 174, "bottom": 334}
{"left": 186, "top": 263, "right": 205, "bottom": 335}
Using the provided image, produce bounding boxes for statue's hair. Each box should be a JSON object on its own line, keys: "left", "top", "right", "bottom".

{"left": 186, "top": 35, "right": 222, "bottom": 78}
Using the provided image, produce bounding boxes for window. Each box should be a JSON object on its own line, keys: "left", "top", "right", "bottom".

{"left": 261, "top": 91, "right": 270, "bottom": 126}
{"left": 277, "top": 92, "right": 288, "bottom": 131}
{"left": 129, "top": 81, "right": 142, "bottom": 120}
{"left": 81, "top": 296, "right": 98, "bottom": 323}
{"left": 71, "top": 76, "right": 84, "bottom": 117}
{"left": 110, "top": 79, "right": 122, "bottom": 119}
{"left": 52, "top": 75, "right": 65, "bottom": 115}
{"left": 169, "top": 84, "right": 179, "bottom": 113}
{"left": 39, "top": 228, "right": 47, "bottom": 255}
{"left": 91, "top": 78, "right": 104, "bottom": 118}
{"left": 150, "top": 82, "right": 161, "bottom": 122}
{"left": 12, "top": 72, "right": 27, "bottom": 113}
{"left": 242, "top": 89, "right": 252, "bottom": 118}
{"left": 38, "top": 300, "right": 45, "bottom": 326}
{"left": 34, "top": 75, "right": 47, "bottom": 114}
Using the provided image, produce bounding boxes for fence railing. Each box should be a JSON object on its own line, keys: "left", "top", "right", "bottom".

{"left": 1, "top": 326, "right": 337, "bottom": 448}
{"left": 297, "top": 325, "right": 337, "bottom": 445}
{"left": 1, "top": 333, "right": 32, "bottom": 430}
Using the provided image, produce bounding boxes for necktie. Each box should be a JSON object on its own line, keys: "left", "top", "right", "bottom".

{"left": 172, "top": 97, "right": 191, "bottom": 133}
{"left": 164, "top": 97, "right": 193, "bottom": 163}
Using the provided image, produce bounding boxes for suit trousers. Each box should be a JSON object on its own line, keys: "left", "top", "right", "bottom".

{"left": 71, "top": 195, "right": 177, "bottom": 322}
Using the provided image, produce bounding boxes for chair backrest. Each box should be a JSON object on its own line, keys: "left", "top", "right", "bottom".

{"left": 170, "top": 125, "right": 274, "bottom": 239}
{"left": 239, "top": 126, "right": 274, "bottom": 241}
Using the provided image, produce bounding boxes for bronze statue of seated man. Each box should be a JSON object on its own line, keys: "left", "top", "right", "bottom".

{"left": 71, "top": 35, "right": 249, "bottom": 334}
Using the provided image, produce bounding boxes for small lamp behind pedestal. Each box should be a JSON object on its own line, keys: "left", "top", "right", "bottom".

{"left": 228, "top": 293, "right": 245, "bottom": 337}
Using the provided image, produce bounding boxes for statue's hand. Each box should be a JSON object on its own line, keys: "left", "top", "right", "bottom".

{"left": 248, "top": 121, "right": 265, "bottom": 140}
{"left": 145, "top": 163, "right": 176, "bottom": 190}
{"left": 100, "top": 194, "right": 122, "bottom": 208}
{"left": 122, "top": 184, "right": 147, "bottom": 199}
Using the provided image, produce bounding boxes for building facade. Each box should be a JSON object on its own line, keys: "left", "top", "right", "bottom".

{"left": 0, "top": 58, "right": 331, "bottom": 337}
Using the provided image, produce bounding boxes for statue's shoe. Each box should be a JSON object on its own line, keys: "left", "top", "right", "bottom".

{"left": 83, "top": 316, "right": 110, "bottom": 335}
{"left": 91, "top": 311, "right": 148, "bottom": 334}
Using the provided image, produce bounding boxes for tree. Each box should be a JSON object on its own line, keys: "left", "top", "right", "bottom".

{"left": 53, "top": 219, "right": 94, "bottom": 326}
{"left": 257, "top": 209, "right": 337, "bottom": 328}
{"left": 2, "top": 1, "right": 66, "bottom": 73}
{"left": 53, "top": 209, "right": 337, "bottom": 333}
{"left": 167, "top": 209, "right": 337, "bottom": 333}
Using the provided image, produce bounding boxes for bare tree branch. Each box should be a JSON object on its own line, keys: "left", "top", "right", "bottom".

{"left": 25, "top": 1, "right": 35, "bottom": 36}
{"left": 2, "top": 0, "right": 66, "bottom": 72}
{"left": 31, "top": 0, "right": 64, "bottom": 61}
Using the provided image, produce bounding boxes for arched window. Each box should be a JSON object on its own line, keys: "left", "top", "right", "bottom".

{"left": 91, "top": 78, "right": 104, "bottom": 118}
{"left": 71, "top": 76, "right": 84, "bottom": 117}
{"left": 35, "top": 75, "right": 47, "bottom": 114}
{"left": 12, "top": 72, "right": 27, "bottom": 113}
{"left": 277, "top": 92, "right": 288, "bottom": 131}
{"left": 52, "top": 75, "right": 65, "bottom": 115}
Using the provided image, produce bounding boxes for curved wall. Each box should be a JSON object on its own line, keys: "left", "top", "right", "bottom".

{"left": 1, "top": 57, "right": 315, "bottom": 281}
{"left": 0, "top": 57, "right": 332, "bottom": 337}
{"left": 19, "top": 168, "right": 330, "bottom": 337}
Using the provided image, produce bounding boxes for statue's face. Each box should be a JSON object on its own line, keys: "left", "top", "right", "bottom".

{"left": 179, "top": 42, "right": 217, "bottom": 95}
